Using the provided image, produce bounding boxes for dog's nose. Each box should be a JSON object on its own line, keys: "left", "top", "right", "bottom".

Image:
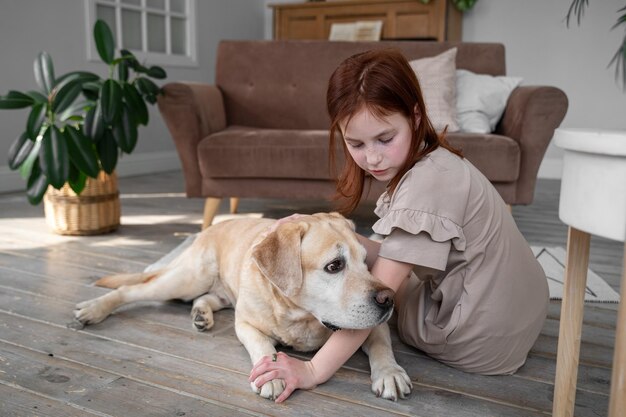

{"left": 374, "top": 289, "right": 394, "bottom": 309}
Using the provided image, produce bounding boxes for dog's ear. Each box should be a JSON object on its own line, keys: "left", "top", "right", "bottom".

{"left": 317, "top": 212, "right": 356, "bottom": 231}
{"left": 252, "top": 221, "right": 309, "bottom": 297}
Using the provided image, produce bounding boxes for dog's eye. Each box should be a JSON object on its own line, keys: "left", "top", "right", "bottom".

{"left": 324, "top": 258, "right": 345, "bottom": 274}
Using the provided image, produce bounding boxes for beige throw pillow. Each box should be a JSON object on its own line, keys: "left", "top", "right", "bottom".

{"left": 409, "top": 48, "right": 459, "bottom": 133}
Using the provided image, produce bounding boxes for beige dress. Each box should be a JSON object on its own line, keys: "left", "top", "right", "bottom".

{"left": 372, "top": 147, "right": 548, "bottom": 375}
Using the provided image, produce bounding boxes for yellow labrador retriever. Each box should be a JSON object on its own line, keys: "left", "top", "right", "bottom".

{"left": 74, "top": 213, "right": 412, "bottom": 401}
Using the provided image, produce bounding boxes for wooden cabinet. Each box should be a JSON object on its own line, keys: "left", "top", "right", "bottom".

{"left": 269, "top": 0, "right": 462, "bottom": 41}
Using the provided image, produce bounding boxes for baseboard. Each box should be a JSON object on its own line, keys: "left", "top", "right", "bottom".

{"left": 537, "top": 157, "right": 563, "bottom": 180}
{"left": 0, "top": 150, "right": 181, "bottom": 194}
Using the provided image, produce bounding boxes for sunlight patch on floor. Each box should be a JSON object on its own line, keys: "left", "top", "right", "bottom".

{"left": 119, "top": 214, "right": 199, "bottom": 225}
{"left": 212, "top": 213, "right": 265, "bottom": 224}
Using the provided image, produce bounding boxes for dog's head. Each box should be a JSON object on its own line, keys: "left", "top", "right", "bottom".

{"left": 251, "top": 212, "right": 394, "bottom": 331}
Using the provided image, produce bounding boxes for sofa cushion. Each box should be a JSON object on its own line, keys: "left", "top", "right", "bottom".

{"left": 199, "top": 126, "right": 520, "bottom": 183}
{"left": 199, "top": 126, "right": 336, "bottom": 180}
{"left": 447, "top": 133, "right": 520, "bottom": 182}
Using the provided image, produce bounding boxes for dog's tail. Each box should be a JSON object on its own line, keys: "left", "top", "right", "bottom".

{"left": 95, "top": 271, "right": 160, "bottom": 289}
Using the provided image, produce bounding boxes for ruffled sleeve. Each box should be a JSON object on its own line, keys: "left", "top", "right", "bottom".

{"left": 373, "top": 208, "right": 466, "bottom": 252}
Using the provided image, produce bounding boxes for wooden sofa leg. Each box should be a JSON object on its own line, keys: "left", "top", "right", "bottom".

{"left": 202, "top": 198, "right": 221, "bottom": 229}
{"left": 230, "top": 198, "right": 239, "bottom": 214}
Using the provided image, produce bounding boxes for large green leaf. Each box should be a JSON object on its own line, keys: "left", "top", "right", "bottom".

{"left": 64, "top": 126, "right": 100, "bottom": 178}
{"left": 83, "top": 102, "right": 104, "bottom": 141}
{"left": 113, "top": 105, "right": 138, "bottom": 154}
{"left": 146, "top": 66, "right": 167, "bottom": 79}
{"left": 54, "top": 71, "right": 100, "bottom": 90}
{"left": 26, "top": 160, "right": 48, "bottom": 205}
{"left": 8, "top": 132, "right": 35, "bottom": 170}
{"left": 100, "top": 79, "right": 123, "bottom": 125}
{"left": 26, "top": 103, "right": 47, "bottom": 140}
{"left": 0, "top": 90, "right": 35, "bottom": 109}
{"left": 58, "top": 100, "right": 89, "bottom": 122}
{"left": 118, "top": 60, "right": 129, "bottom": 82}
{"left": 133, "top": 62, "right": 150, "bottom": 74}
{"left": 39, "top": 125, "right": 69, "bottom": 189}
{"left": 136, "top": 77, "right": 159, "bottom": 104}
{"left": 136, "top": 77, "right": 160, "bottom": 97}
{"left": 94, "top": 20, "right": 115, "bottom": 64}
{"left": 82, "top": 81, "right": 101, "bottom": 101}
{"left": 52, "top": 72, "right": 100, "bottom": 113}
{"left": 122, "top": 83, "right": 148, "bottom": 125}
{"left": 68, "top": 164, "right": 88, "bottom": 195}
{"left": 97, "top": 129, "right": 118, "bottom": 174}
{"left": 19, "top": 137, "right": 42, "bottom": 180}
{"left": 120, "top": 49, "right": 140, "bottom": 71}
{"left": 26, "top": 90, "right": 48, "bottom": 104}
{"left": 52, "top": 79, "right": 83, "bottom": 113}
{"left": 33, "top": 51, "right": 55, "bottom": 94}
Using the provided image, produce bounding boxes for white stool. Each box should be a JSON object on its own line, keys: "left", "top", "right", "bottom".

{"left": 552, "top": 128, "right": 626, "bottom": 417}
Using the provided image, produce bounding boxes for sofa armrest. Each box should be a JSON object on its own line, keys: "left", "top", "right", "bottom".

{"left": 157, "top": 82, "right": 227, "bottom": 197}
{"left": 496, "top": 86, "right": 568, "bottom": 204}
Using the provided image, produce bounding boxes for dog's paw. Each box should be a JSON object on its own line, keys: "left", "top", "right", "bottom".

{"left": 250, "top": 379, "right": 286, "bottom": 401}
{"left": 371, "top": 363, "right": 413, "bottom": 401}
{"left": 190, "top": 306, "right": 214, "bottom": 332}
{"left": 74, "top": 300, "right": 109, "bottom": 325}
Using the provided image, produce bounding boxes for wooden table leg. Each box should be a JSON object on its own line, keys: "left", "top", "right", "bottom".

{"left": 608, "top": 242, "right": 626, "bottom": 417}
{"left": 553, "top": 227, "right": 591, "bottom": 417}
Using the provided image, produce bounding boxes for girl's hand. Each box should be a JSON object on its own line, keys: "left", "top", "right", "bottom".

{"left": 249, "top": 352, "right": 319, "bottom": 403}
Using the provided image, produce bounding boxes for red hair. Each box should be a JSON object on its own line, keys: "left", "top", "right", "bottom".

{"left": 327, "top": 48, "right": 462, "bottom": 214}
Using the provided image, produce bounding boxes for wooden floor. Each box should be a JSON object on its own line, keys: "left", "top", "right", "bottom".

{"left": 0, "top": 172, "right": 622, "bottom": 417}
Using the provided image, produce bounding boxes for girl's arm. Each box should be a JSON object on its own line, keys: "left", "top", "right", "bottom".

{"left": 356, "top": 233, "right": 381, "bottom": 270}
{"left": 249, "top": 256, "right": 413, "bottom": 402}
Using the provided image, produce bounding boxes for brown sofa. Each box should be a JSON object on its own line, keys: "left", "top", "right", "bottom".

{"left": 158, "top": 40, "right": 568, "bottom": 227}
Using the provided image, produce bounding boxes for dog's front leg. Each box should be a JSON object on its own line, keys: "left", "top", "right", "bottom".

{"left": 235, "top": 319, "right": 285, "bottom": 401}
{"left": 362, "top": 323, "right": 413, "bottom": 401}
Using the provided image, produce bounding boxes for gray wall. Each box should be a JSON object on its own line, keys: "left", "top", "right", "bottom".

{"left": 0, "top": 0, "right": 267, "bottom": 193}
{"left": 2, "top": 0, "right": 625, "bottom": 194}
{"left": 462, "top": 0, "right": 626, "bottom": 178}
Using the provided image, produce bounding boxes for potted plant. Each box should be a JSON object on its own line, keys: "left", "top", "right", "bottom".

{"left": 0, "top": 20, "right": 166, "bottom": 235}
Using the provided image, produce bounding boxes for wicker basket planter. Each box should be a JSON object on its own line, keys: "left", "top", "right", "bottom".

{"left": 43, "top": 171, "right": 120, "bottom": 235}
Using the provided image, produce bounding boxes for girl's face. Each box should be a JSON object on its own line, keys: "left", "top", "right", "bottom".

{"left": 340, "top": 107, "right": 416, "bottom": 182}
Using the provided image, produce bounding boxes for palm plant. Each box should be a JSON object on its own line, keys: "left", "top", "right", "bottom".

{"left": 0, "top": 20, "right": 166, "bottom": 204}
{"left": 566, "top": 0, "right": 626, "bottom": 89}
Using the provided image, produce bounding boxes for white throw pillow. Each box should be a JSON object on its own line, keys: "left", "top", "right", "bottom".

{"left": 456, "top": 69, "right": 523, "bottom": 134}
{"left": 409, "top": 48, "right": 459, "bottom": 133}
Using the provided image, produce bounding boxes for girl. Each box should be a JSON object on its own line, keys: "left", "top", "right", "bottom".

{"left": 249, "top": 48, "right": 549, "bottom": 403}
